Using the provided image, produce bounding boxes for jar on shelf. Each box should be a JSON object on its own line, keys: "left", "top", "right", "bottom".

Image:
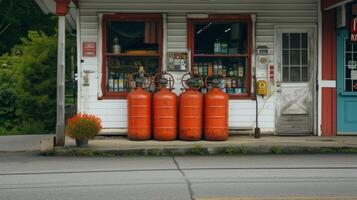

{"left": 214, "top": 39, "right": 221, "bottom": 54}
{"left": 112, "top": 36, "right": 121, "bottom": 54}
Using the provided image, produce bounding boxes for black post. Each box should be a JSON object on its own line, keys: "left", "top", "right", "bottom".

{"left": 254, "top": 75, "right": 261, "bottom": 138}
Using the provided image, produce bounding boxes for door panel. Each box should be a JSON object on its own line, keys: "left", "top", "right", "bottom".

{"left": 276, "top": 29, "right": 315, "bottom": 134}
{"left": 337, "top": 29, "right": 357, "bottom": 134}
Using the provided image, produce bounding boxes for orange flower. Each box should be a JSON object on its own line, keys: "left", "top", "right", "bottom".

{"left": 65, "top": 113, "right": 102, "bottom": 140}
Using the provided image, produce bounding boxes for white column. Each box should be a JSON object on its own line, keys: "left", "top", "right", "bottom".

{"left": 317, "top": 0, "right": 322, "bottom": 136}
{"left": 56, "top": 16, "right": 66, "bottom": 146}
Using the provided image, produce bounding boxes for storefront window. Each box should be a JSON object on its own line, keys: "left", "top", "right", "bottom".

{"left": 344, "top": 40, "right": 357, "bottom": 92}
{"left": 102, "top": 14, "right": 162, "bottom": 98}
{"left": 188, "top": 15, "right": 252, "bottom": 98}
{"left": 282, "top": 33, "right": 308, "bottom": 82}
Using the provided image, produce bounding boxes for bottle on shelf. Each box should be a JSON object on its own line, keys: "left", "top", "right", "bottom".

{"left": 198, "top": 62, "right": 203, "bottom": 76}
{"left": 203, "top": 62, "right": 208, "bottom": 76}
{"left": 193, "top": 63, "right": 199, "bottom": 75}
{"left": 213, "top": 62, "right": 218, "bottom": 75}
{"left": 238, "top": 63, "right": 244, "bottom": 78}
{"left": 229, "top": 65, "right": 234, "bottom": 77}
{"left": 118, "top": 73, "right": 124, "bottom": 92}
{"left": 233, "top": 65, "right": 238, "bottom": 77}
{"left": 222, "top": 65, "right": 226, "bottom": 76}
{"left": 108, "top": 71, "right": 114, "bottom": 92}
{"left": 214, "top": 39, "right": 221, "bottom": 54}
{"left": 218, "top": 61, "right": 223, "bottom": 75}
{"left": 113, "top": 72, "right": 119, "bottom": 92}
{"left": 231, "top": 78, "right": 237, "bottom": 88}
{"left": 112, "top": 36, "right": 121, "bottom": 54}
{"left": 207, "top": 62, "right": 213, "bottom": 76}
{"left": 220, "top": 41, "right": 228, "bottom": 54}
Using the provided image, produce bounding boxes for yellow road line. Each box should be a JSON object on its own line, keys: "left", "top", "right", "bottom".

{"left": 197, "top": 196, "right": 357, "bottom": 200}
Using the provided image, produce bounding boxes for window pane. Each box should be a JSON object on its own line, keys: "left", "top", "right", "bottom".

{"left": 346, "top": 40, "right": 352, "bottom": 51}
{"left": 301, "top": 67, "right": 308, "bottom": 82}
{"left": 290, "top": 50, "right": 301, "bottom": 65}
{"left": 290, "top": 67, "right": 301, "bottom": 82}
{"left": 194, "top": 22, "right": 248, "bottom": 55}
{"left": 346, "top": 53, "right": 352, "bottom": 66}
{"left": 105, "top": 20, "right": 160, "bottom": 93}
{"left": 283, "top": 50, "right": 289, "bottom": 65}
{"left": 346, "top": 79, "right": 352, "bottom": 92}
{"left": 301, "top": 50, "right": 308, "bottom": 65}
{"left": 283, "top": 33, "right": 289, "bottom": 49}
{"left": 283, "top": 67, "right": 289, "bottom": 81}
{"left": 290, "top": 33, "right": 301, "bottom": 49}
{"left": 346, "top": 65, "right": 351, "bottom": 79}
{"left": 301, "top": 33, "right": 308, "bottom": 49}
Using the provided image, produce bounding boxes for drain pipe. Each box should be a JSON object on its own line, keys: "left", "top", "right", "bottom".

{"left": 251, "top": 14, "right": 261, "bottom": 138}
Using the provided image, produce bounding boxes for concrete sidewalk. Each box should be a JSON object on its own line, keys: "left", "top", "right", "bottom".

{"left": 57, "top": 135, "right": 357, "bottom": 156}
{"left": 0, "top": 134, "right": 54, "bottom": 152}
{"left": 1, "top": 134, "right": 357, "bottom": 155}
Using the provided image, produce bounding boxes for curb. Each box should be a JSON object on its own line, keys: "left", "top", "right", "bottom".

{"left": 48, "top": 145, "right": 357, "bottom": 156}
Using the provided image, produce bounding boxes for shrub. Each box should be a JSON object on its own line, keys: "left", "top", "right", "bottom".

{"left": 65, "top": 113, "right": 102, "bottom": 140}
{"left": 14, "top": 119, "right": 46, "bottom": 135}
{"left": 15, "top": 31, "right": 57, "bottom": 132}
{"left": 0, "top": 54, "right": 20, "bottom": 131}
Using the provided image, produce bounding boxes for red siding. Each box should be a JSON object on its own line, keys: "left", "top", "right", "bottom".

{"left": 321, "top": 88, "right": 337, "bottom": 136}
{"left": 322, "top": 9, "right": 337, "bottom": 80}
{"left": 321, "top": 9, "right": 337, "bottom": 136}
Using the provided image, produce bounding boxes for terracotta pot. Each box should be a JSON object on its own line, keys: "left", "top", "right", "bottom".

{"left": 75, "top": 138, "right": 88, "bottom": 147}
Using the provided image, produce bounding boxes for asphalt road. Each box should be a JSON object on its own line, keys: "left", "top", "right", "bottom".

{"left": 0, "top": 153, "right": 357, "bottom": 200}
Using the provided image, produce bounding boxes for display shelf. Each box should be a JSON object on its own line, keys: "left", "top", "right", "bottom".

{"left": 194, "top": 54, "right": 248, "bottom": 58}
{"left": 107, "top": 53, "right": 160, "bottom": 57}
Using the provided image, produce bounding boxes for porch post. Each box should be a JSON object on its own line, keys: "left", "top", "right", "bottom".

{"left": 55, "top": 0, "right": 70, "bottom": 146}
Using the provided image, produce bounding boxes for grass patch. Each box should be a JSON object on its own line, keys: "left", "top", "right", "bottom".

{"left": 239, "top": 147, "right": 249, "bottom": 154}
{"left": 224, "top": 146, "right": 237, "bottom": 155}
{"left": 320, "top": 147, "right": 357, "bottom": 154}
{"left": 191, "top": 144, "right": 207, "bottom": 155}
{"left": 271, "top": 146, "right": 284, "bottom": 154}
{"left": 148, "top": 149, "right": 162, "bottom": 156}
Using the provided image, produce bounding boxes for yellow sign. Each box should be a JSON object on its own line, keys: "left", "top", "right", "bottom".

{"left": 256, "top": 80, "right": 267, "bottom": 96}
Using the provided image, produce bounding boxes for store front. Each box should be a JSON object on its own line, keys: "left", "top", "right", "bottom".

{"left": 321, "top": 0, "right": 357, "bottom": 136}
{"left": 36, "top": 0, "right": 320, "bottom": 140}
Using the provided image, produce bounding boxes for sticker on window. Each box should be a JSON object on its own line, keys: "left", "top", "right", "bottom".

{"left": 348, "top": 61, "right": 357, "bottom": 69}
{"left": 351, "top": 70, "right": 357, "bottom": 80}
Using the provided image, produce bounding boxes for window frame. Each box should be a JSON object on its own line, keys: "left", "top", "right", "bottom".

{"left": 101, "top": 13, "right": 163, "bottom": 99}
{"left": 187, "top": 14, "right": 253, "bottom": 99}
{"left": 281, "top": 32, "right": 309, "bottom": 83}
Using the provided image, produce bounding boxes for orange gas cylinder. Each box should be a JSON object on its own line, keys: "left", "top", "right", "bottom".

{"left": 204, "top": 76, "right": 229, "bottom": 141}
{"left": 179, "top": 73, "right": 203, "bottom": 141}
{"left": 127, "top": 75, "right": 152, "bottom": 141}
{"left": 153, "top": 72, "right": 177, "bottom": 141}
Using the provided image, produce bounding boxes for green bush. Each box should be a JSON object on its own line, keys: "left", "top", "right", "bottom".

{"left": 0, "top": 30, "right": 76, "bottom": 135}
{"left": 15, "top": 31, "right": 57, "bottom": 132}
{"left": 0, "top": 54, "right": 20, "bottom": 131}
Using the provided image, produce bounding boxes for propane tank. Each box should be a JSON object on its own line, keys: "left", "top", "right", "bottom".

{"left": 179, "top": 72, "right": 203, "bottom": 141}
{"left": 204, "top": 75, "right": 229, "bottom": 141}
{"left": 127, "top": 73, "right": 152, "bottom": 141}
{"left": 153, "top": 72, "right": 177, "bottom": 141}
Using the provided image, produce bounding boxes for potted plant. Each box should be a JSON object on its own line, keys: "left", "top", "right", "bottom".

{"left": 65, "top": 113, "right": 102, "bottom": 147}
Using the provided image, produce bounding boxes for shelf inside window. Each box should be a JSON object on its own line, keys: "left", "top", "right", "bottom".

{"left": 107, "top": 53, "right": 160, "bottom": 57}
{"left": 194, "top": 54, "right": 248, "bottom": 58}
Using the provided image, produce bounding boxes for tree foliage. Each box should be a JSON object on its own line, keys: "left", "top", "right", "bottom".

{"left": 0, "top": 53, "right": 20, "bottom": 131}
{"left": 15, "top": 31, "right": 57, "bottom": 132}
{"left": 0, "top": 0, "right": 56, "bottom": 54}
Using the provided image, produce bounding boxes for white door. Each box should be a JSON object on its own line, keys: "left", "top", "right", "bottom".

{"left": 275, "top": 28, "right": 316, "bottom": 134}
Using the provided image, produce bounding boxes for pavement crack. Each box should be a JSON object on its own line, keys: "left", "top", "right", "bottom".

{"left": 172, "top": 156, "right": 195, "bottom": 200}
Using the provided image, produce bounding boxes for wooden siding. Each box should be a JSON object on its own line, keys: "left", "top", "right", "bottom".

{"left": 321, "top": 9, "right": 337, "bottom": 136}
{"left": 78, "top": 0, "right": 317, "bottom": 132}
